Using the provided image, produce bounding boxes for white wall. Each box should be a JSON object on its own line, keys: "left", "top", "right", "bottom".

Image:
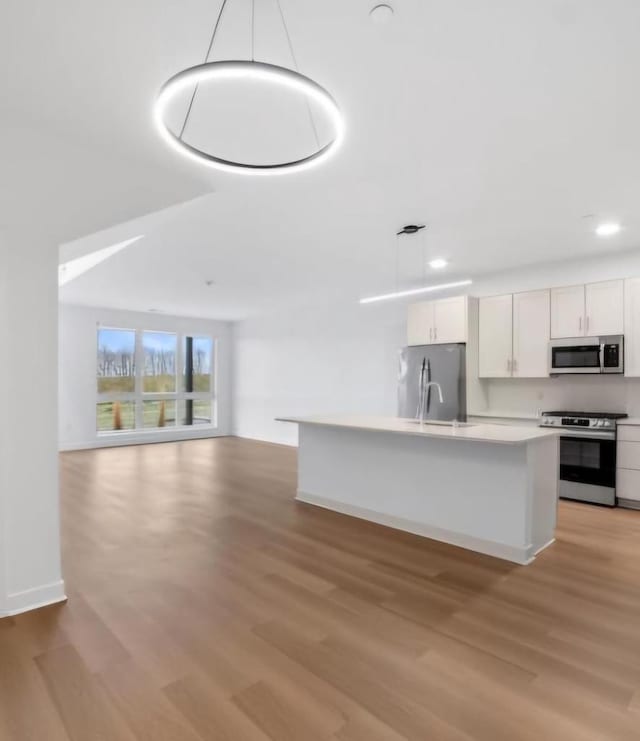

{"left": 0, "top": 110, "right": 206, "bottom": 617}
{"left": 233, "top": 248, "right": 640, "bottom": 445}
{"left": 59, "top": 304, "right": 233, "bottom": 450}
{"left": 233, "top": 303, "right": 406, "bottom": 445}
{"left": 0, "top": 231, "right": 65, "bottom": 616}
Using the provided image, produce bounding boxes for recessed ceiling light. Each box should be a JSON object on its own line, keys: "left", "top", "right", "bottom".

{"left": 370, "top": 4, "right": 394, "bottom": 24}
{"left": 595, "top": 222, "right": 621, "bottom": 237}
{"left": 429, "top": 258, "right": 448, "bottom": 270}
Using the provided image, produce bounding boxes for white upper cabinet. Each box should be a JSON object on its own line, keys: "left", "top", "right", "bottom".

{"left": 550, "top": 285, "right": 585, "bottom": 339}
{"left": 433, "top": 296, "right": 467, "bottom": 344}
{"left": 512, "top": 289, "right": 550, "bottom": 377}
{"left": 625, "top": 278, "right": 640, "bottom": 377}
{"left": 551, "top": 280, "right": 624, "bottom": 338}
{"left": 479, "top": 294, "right": 513, "bottom": 378}
{"left": 407, "top": 296, "right": 467, "bottom": 346}
{"left": 407, "top": 301, "right": 434, "bottom": 345}
{"left": 585, "top": 280, "right": 624, "bottom": 336}
{"left": 479, "top": 290, "right": 550, "bottom": 378}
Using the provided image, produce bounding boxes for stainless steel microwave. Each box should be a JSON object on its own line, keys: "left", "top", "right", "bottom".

{"left": 549, "top": 335, "right": 624, "bottom": 375}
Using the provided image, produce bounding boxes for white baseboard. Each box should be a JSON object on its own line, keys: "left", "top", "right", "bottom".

{"left": 618, "top": 498, "right": 640, "bottom": 511}
{"left": 1, "top": 579, "right": 67, "bottom": 617}
{"left": 59, "top": 429, "right": 229, "bottom": 452}
{"left": 296, "top": 490, "right": 537, "bottom": 565}
{"left": 533, "top": 537, "right": 556, "bottom": 556}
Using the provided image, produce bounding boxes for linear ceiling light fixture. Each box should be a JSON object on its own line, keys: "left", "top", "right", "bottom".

{"left": 360, "top": 223, "right": 471, "bottom": 304}
{"left": 359, "top": 280, "right": 473, "bottom": 305}
{"left": 153, "top": 0, "right": 345, "bottom": 175}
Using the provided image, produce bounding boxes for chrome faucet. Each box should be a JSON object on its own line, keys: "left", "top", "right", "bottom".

{"left": 424, "top": 381, "right": 444, "bottom": 404}
{"left": 416, "top": 358, "right": 444, "bottom": 421}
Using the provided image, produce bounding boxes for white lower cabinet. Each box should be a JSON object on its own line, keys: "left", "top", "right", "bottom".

{"left": 617, "top": 424, "right": 640, "bottom": 508}
{"left": 617, "top": 469, "right": 640, "bottom": 506}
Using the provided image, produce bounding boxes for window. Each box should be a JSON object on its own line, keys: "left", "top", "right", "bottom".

{"left": 183, "top": 336, "right": 213, "bottom": 392}
{"left": 96, "top": 327, "right": 216, "bottom": 433}
{"left": 179, "top": 398, "right": 212, "bottom": 426}
{"left": 143, "top": 331, "right": 177, "bottom": 392}
{"left": 97, "top": 328, "right": 135, "bottom": 393}
{"left": 142, "top": 400, "right": 177, "bottom": 428}
{"left": 182, "top": 336, "right": 214, "bottom": 426}
{"left": 97, "top": 401, "right": 135, "bottom": 432}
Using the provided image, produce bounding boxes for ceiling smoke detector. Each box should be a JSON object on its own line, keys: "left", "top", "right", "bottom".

{"left": 370, "top": 4, "right": 394, "bottom": 24}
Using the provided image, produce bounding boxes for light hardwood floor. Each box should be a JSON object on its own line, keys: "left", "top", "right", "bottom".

{"left": 2, "top": 436, "right": 640, "bottom": 740}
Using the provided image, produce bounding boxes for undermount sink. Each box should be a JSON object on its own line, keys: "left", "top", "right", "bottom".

{"left": 407, "top": 420, "right": 476, "bottom": 428}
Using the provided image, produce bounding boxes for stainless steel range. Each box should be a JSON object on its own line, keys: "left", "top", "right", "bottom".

{"left": 539, "top": 411, "right": 628, "bottom": 506}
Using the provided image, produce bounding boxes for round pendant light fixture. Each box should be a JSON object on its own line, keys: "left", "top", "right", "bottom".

{"left": 153, "top": 0, "right": 345, "bottom": 175}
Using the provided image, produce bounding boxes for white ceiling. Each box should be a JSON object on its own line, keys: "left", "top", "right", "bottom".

{"left": 6, "top": 0, "right": 640, "bottom": 319}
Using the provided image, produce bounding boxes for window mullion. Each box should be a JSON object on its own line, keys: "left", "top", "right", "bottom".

{"left": 135, "top": 329, "right": 144, "bottom": 429}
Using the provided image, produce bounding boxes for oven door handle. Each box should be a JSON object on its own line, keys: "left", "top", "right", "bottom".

{"left": 557, "top": 429, "right": 616, "bottom": 440}
{"left": 600, "top": 343, "right": 606, "bottom": 373}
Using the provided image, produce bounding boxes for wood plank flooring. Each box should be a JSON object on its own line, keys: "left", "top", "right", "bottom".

{"left": 2, "top": 436, "right": 640, "bottom": 740}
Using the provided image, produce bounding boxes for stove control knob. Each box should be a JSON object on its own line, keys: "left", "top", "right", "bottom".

{"left": 603, "top": 420, "right": 612, "bottom": 427}
{"left": 596, "top": 420, "right": 603, "bottom": 427}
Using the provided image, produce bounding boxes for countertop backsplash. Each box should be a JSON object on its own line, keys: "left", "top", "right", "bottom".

{"left": 480, "top": 375, "right": 639, "bottom": 419}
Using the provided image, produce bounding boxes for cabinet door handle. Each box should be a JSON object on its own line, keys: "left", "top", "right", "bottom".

{"left": 586, "top": 316, "right": 590, "bottom": 334}
{"left": 507, "top": 358, "right": 511, "bottom": 373}
{"left": 434, "top": 327, "right": 438, "bottom": 341}
{"left": 579, "top": 316, "right": 582, "bottom": 332}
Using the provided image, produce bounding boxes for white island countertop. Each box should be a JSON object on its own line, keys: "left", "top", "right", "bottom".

{"left": 277, "top": 415, "right": 559, "bottom": 445}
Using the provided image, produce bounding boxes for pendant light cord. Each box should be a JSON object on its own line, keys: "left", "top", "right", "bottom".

{"left": 251, "top": 0, "right": 256, "bottom": 61}
{"left": 274, "top": 0, "right": 321, "bottom": 149}
{"left": 179, "top": 0, "right": 321, "bottom": 151}
{"left": 179, "top": 0, "right": 231, "bottom": 140}
{"left": 395, "top": 233, "right": 400, "bottom": 296}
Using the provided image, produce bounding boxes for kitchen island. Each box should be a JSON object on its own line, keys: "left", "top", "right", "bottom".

{"left": 277, "top": 416, "right": 559, "bottom": 565}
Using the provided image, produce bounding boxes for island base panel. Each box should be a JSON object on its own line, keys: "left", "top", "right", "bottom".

{"left": 295, "top": 425, "right": 558, "bottom": 565}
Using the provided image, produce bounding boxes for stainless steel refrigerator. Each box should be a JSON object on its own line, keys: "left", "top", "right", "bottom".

{"left": 398, "top": 344, "right": 467, "bottom": 422}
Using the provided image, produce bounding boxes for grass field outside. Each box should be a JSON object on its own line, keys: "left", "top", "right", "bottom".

{"left": 97, "top": 401, "right": 135, "bottom": 432}
{"left": 143, "top": 400, "right": 176, "bottom": 428}
{"left": 96, "top": 399, "right": 213, "bottom": 431}
{"left": 98, "top": 374, "right": 212, "bottom": 394}
{"left": 143, "top": 374, "right": 176, "bottom": 393}
{"left": 98, "top": 377, "right": 135, "bottom": 394}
